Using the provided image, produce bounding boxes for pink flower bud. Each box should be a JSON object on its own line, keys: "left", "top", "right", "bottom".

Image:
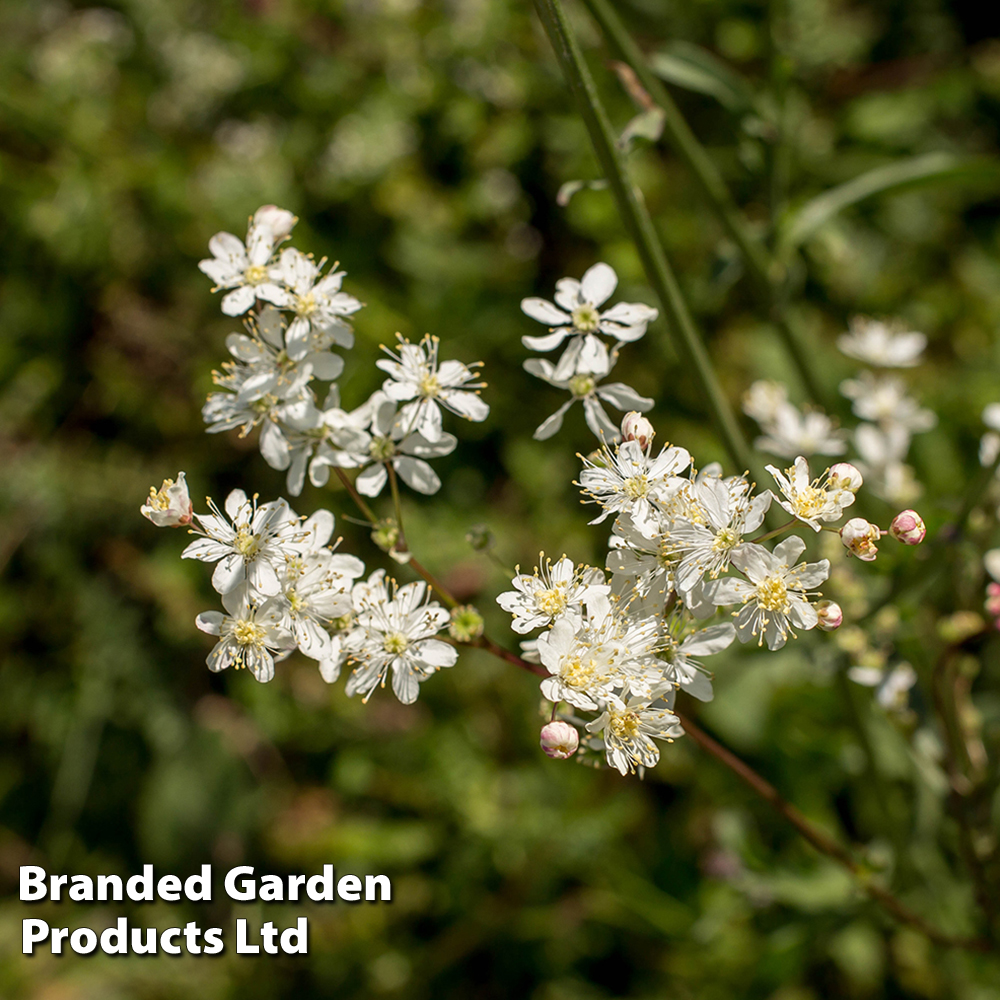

{"left": 840, "top": 517, "right": 881, "bottom": 561}
{"left": 540, "top": 721, "right": 579, "bottom": 759}
{"left": 253, "top": 205, "right": 297, "bottom": 241}
{"left": 816, "top": 600, "right": 843, "bottom": 631}
{"left": 621, "top": 411, "right": 654, "bottom": 449}
{"left": 141, "top": 472, "right": 193, "bottom": 527}
{"left": 828, "top": 462, "right": 863, "bottom": 493}
{"left": 985, "top": 583, "right": 1000, "bottom": 618}
{"left": 889, "top": 509, "right": 925, "bottom": 545}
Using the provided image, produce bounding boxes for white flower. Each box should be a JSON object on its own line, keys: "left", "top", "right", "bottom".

{"left": 669, "top": 474, "right": 772, "bottom": 594}
{"left": 521, "top": 262, "right": 657, "bottom": 380}
{"left": 743, "top": 380, "right": 790, "bottom": 425}
{"left": 344, "top": 579, "right": 457, "bottom": 704}
{"left": 309, "top": 391, "right": 457, "bottom": 497}
{"left": 840, "top": 372, "right": 936, "bottom": 433}
{"left": 279, "top": 548, "right": 365, "bottom": 663}
{"left": 848, "top": 662, "right": 917, "bottom": 711}
{"left": 704, "top": 537, "right": 830, "bottom": 650}
{"left": 195, "top": 589, "right": 295, "bottom": 682}
{"left": 579, "top": 439, "right": 691, "bottom": 537}
{"left": 837, "top": 317, "right": 926, "bottom": 368}
{"left": 141, "top": 472, "right": 193, "bottom": 527}
{"left": 376, "top": 334, "right": 488, "bottom": 443}
{"left": 766, "top": 456, "right": 857, "bottom": 531}
{"left": 525, "top": 357, "right": 652, "bottom": 442}
{"left": 198, "top": 206, "right": 297, "bottom": 316}
{"left": 258, "top": 248, "right": 362, "bottom": 359}
{"left": 586, "top": 695, "right": 682, "bottom": 775}
{"left": 606, "top": 512, "right": 678, "bottom": 606}
{"left": 754, "top": 401, "right": 848, "bottom": 458}
{"left": 497, "top": 555, "right": 607, "bottom": 634}
{"left": 621, "top": 411, "right": 654, "bottom": 448}
{"left": 535, "top": 618, "right": 619, "bottom": 711}
{"left": 182, "top": 489, "right": 304, "bottom": 596}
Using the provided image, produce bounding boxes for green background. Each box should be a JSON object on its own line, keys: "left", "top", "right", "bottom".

{"left": 2, "top": 0, "right": 1000, "bottom": 996}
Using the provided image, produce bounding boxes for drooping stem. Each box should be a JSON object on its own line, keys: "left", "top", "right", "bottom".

{"left": 674, "top": 711, "right": 989, "bottom": 951}
{"left": 577, "top": 0, "right": 831, "bottom": 410}
{"left": 464, "top": 634, "right": 988, "bottom": 949}
{"left": 532, "top": 0, "right": 756, "bottom": 477}
{"left": 333, "top": 466, "right": 377, "bottom": 524}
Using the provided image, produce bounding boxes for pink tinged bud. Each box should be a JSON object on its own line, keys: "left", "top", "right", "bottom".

{"left": 840, "top": 517, "right": 881, "bottom": 562}
{"left": 621, "top": 411, "right": 654, "bottom": 449}
{"left": 985, "top": 583, "right": 1000, "bottom": 618}
{"left": 540, "top": 721, "right": 579, "bottom": 759}
{"left": 828, "top": 462, "right": 863, "bottom": 493}
{"left": 141, "top": 472, "right": 193, "bottom": 527}
{"left": 889, "top": 509, "right": 926, "bottom": 545}
{"left": 253, "top": 205, "right": 297, "bottom": 241}
{"left": 816, "top": 600, "right": 843, "bottom": 631}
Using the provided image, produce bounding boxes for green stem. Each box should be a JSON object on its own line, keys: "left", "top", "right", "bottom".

{"left": 387, "top": 462, "right": 408, "bottom": 552}
{"left": 533, "top": 0, "right": 756, "bottom": 477}
{"left": 577, "top": 0, "right": 830, "bottom": 409}
{"left": 750, "top": 518, "right": 797, "bottom": 544}
{"left": 333, "top": 466, "right": 377, "bottom": 524}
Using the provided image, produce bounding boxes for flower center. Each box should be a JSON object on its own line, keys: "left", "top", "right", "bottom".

{"left": 562, "top": 655, "right": 599, "bottom": 689}
{"left": 234, "top": 528, "right": 260, "bottom": 559}
{"left": 294, "top": 292, "right": 317, "bottom": 316}
{"left": 383, "top": 632, "right": 409, "bottom": 654}
{"left": 622, "top": 475, "right": 649, "bottom": 500}
{"left": 572, "top": 304, "right": 600, "bottom": 332}
{"left": 790, "top": 484, "right": 829, "bottom": 518}
{"left": 233, "top": 620, "right": 267, "bottom": 647}
{"left": 244, "top": 264, "right": 268, "bottom": 285}
{"left": 418, "top": 373, "right": 441, "bottom": 398}
{"left": 755, "top": 574, "right": 790, "bottom": 613}
{"left": 147, "top": 482, "right": 174, "bottom": 510}
{"left": 536, "top": 586, "right": 568, "bottom": 617}
{"left": 287, "top": 590, "right": 305, "bottom": 613}
{"left": 609, "top": 709, "right": 640, "bottom": 740}
{"left": 568, "top": 374, "right": 595, "bottom": 398}
{"left": 712, "top": 527, "right": 740, "bottom": 552}
{"left": 369, "top": 435, "right": 396, "bottom": 461}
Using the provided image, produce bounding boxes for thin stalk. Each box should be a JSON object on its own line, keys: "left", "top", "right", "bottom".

{"left": 464, "top": 636, "right": 988, "bottom": 948}
{"left": 533, "top": 0, "right": 756, "bottom": 477}
{"left": 750, "top": 518, "right": 796, "bottom": 544}
{"left": 387, "top": 462, "right": 408, "bottom": 552}
{"left": 578, "top": 0, "right": 830, "bottom": 409}
{"left": 333, "top": 467, "right": 377, "bottom": 524}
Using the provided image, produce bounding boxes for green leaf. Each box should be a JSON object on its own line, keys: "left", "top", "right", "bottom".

{"left": 780, "top": 153, "right": 1000, "bottom": 251}
{"left": 649, "top": 41, "right": 753, "bottom": 113}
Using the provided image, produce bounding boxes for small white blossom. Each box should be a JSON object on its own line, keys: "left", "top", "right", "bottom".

{"left": 195, "top": 589, "right": 295, "bottom": 682}
{"left": 840, "top": 372, "right": 936, "bottom": 433}
{"left": 182, "top": 489, "right": 305, "bottom": 596}
{"left": 766, "top": 456, "right": 857, "bottom": 531}
{"left": 521, "top": 262, "right": 657, "bottom": 380}
{"left": 377, "top": 334, "right": 488, "bottom": 443}
{"left": 659, "top": 621, "right": 735, "bottom": 702}
{"left": 525, "top": 357, "right": 652, "bottom": 442}
{"left": 704, "top": 537, "right": 830, "bottom": 650}
{"left": 586, "top": 695, "right": 682, "bottom": 775}
{"left": 848, "top": 662, "right": 917, "bottom": 712}
{"left": 840, "top": 517, "right": 882, "bottom": 561}
{"left": 344, "top": 579, "right": 457, "bottom": 704}
{"left": 141, "top": 472, "right": 193, "bottom": 527}
{"left": 754, "top": 402, "right": 848, "bottom": 459}
{"left": 837, "top": 317, "right": 926, "bottom": 368}
{"left": 497, "top": 555, "right": 607, "bottom": 634}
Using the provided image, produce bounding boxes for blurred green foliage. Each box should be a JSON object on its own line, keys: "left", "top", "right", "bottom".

{"left": 2, "top": 0, "right": 1000, "bottom": 996}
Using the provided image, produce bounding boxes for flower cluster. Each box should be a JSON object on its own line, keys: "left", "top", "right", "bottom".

{"left": 199, "top": 206, "right": 488, "bottom": 496}
{"left": 744, "top": 317, "right": 934, "bottom": 504}
{"left": 520, "top": 263, "right": 656, "bottom": 442}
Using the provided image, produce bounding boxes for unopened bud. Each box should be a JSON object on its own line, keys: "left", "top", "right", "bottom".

{"left": 371, "top": 518, "right": 400, "bottom": 553}
{"left": 828, "top": 462, "right": 863, "bottom": 493}
{"left": 889, "top": 509, "right": 925, "bottom": 545}
{"left": 540, "top": 721, "right": 579, "bottom": 759}
{"left": 840, "top": 517, "right": 881, "bottom": 561}
{"left": 816, "top": 600, "right": 843, "bottom": 631}
{"left": 449, "top": 605, "right": 485, "bottom": 642}
{"left": 253, "top": 204, "right": 297, "bottom": 241}
{"left": 621, "top": 411, "right": 654, "bottom": 449}
{"left": 141, "top": 472, "right": 193, "bottom": 527}
{"left": 985, "top": 582, "right": 1000, "bottom": 619}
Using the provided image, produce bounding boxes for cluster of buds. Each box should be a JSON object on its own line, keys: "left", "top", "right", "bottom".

{"left": 839, "top": 509, "right": 925, "bottom": 561}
